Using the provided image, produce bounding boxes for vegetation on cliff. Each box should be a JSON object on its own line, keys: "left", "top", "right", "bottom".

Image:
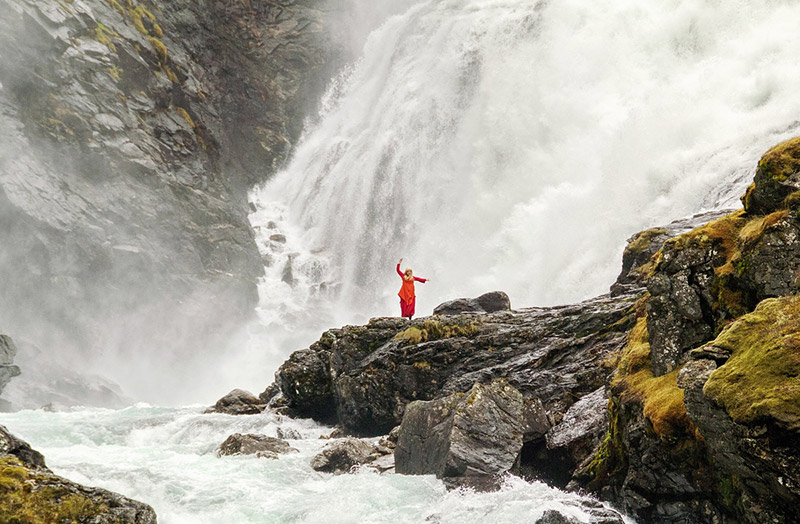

{"left": 703, "top": 295, "right": 800, "bottom": 432}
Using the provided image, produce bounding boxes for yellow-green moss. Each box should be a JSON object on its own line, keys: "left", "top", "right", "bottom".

{"left": 0, "top": 457, "right": 113, "bottom": 523}
{"left": 627, "top": 227, "right": 668, "bottom": 256}
{"left": 92, "top": 22, "right": 119, "bottom": 52}
{"left": 703, "top": 295, "right": 800, "bottom": 432}
{"left": 612, "top": 316, "right": 697, "bottom": 440}
{"left": 412, "top": 361, "right": 431, "bottom": 370}
{"left": 148, "top": 37, "right": 167, "bottom": 63}
{"left": 395, "top": 320, "right": 479, "bottom": 345}
{"left": 783, "top": 190, "right": 800, "bottom": 210}
{"left": 756, "top": 136, "right": 800, "bottom": 183}
{"left": 582, "top": 397, "right": 626, "bottom": 488}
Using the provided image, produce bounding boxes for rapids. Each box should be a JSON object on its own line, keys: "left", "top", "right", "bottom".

{"left": 2, "top": 406, "right": 633, "bottom": 524}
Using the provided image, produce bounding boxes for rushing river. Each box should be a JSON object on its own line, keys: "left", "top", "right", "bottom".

{"left": 2, "top": 405, "right": 632, "bottom": 524}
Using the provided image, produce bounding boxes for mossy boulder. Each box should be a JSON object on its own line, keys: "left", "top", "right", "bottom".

{"left": 0, "top": 426, "right": 156, "bottom": 523}
{"left": 743, "top": 137, "right": 800, "bottom": 215}
{"left": 703, "top": 295, "right": 800, "bottom": 432}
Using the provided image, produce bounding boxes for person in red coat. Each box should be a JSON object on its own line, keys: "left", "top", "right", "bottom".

{"left": 397, "top": 257, "right": 428, "bottom": 319}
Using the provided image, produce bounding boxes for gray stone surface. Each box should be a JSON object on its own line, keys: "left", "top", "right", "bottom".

{"left": 433, "top": 291, "right": 511, "bottom": 315}
{"left": 217, "top": 433, "right": 297, "bottom": 457}
{"left": 395, "top": 380, "right": 524, "bottom": 481}
{"left": 310, "top": 437, "right": 388, "bottom": 474}
{"left": 205, "top": 389, "right": 266, "bottom": 415}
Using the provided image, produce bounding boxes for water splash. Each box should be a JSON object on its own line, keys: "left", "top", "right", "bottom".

{"left": 251, "top": 0, "right": 800, "bottom": 330}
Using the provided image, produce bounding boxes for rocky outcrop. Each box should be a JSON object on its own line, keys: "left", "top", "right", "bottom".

{"left": 536, "top": 505, "right": 625, "bottom": 524}
{"left": 275, "top": 295, "right": 637, "bottom": 437}
{"left": 218, "top": 433, "right": 297, "bottom": 459}
{"left": 395, "top": 380, "right": 524, "bottom": 486}
{"left": 310, "top": 437, "right": 391, "bottom": 474}
{"left": 0, "top": 0, "right": 341, "bottom": 399}
{"left": 205, "top": 389, "right": 266, "bottom": 415}
{"left": 576, "top": 137, "right": 800, "bottom": 523}
{"left": 0, "top": 425, "right": 157, "bottom": 523}
{"left": 433, "top": 291, "right": 511, "bottom": 315}
{"left": 0, "top": 335, "right": 21, "bottom": 402}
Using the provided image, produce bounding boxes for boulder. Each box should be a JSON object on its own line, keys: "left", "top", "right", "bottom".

{"left": 205, "top": 389, "right": 266, "bottom": 415}
{"left": 1, "top": 424, "right": 45, "bottom": 468}
{"left": 433, "top": 291, "right": 511, "bottom": 315}
{"left": 395, "top": 380, "right": 524, "bottom": 483}
{"left": 742, "top": 137, "right": 800, "bottom": 215}
{"left": 545, "top": 387, "right": 608, "bottom": 468}
{"left": 217, "top": 433, "right": 297, "bottom": 457}
{"left": 276, "top": 346, "right": 336, "bottom": 423}
{"left": 310, "top": 437, "right": 387, "bottom": 474}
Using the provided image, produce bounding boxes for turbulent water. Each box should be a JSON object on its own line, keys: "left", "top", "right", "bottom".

{"left": 251, "top": 0, "right": 800, "bottom": 335}
{"left": 5, "top": 1, "right": 800, "bottom": 522}
{"left": 2, "top": 407, "right": 633, "bottom": 524}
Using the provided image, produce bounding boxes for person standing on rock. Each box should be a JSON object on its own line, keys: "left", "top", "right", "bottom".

{"left": 397, "top": 258, "right": 428, "bottom": 320}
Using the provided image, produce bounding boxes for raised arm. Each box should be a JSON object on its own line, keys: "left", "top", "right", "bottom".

{"left": 396, "top": 258, "right": 404, "bottom": 277}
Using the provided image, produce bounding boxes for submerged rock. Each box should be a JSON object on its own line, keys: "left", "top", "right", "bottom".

{"left": 218, "top": 433, "right": 297, "bottom": 458}
{"left": 310, "top": 437, "right": 390, "bottom": 474}
{"left": 433, "top": 291, "right": 511, "bottom": 315}
{"left": 0, "top": 425, "right": 156, "bottom": 523}
{"left": 205, "top": 389, "right": 266, "bottom": 415}
{"left": 395, "top": 380, "right": 524, "bottom": 484}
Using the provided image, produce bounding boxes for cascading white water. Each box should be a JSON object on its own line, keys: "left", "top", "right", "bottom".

{"left": 251, "top": 0, "right": 800, "bottom": 331}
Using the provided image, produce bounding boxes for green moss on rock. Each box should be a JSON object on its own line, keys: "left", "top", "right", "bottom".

{"left": 395, "top": 320, "right": 479, "bottom": 345}
{"left": 703, "top": 295, "right": 800, "bottom": 432}
{"left": 744, "top": 136, "right": 800, "bottom": 215}
{"left": 0, "top": 457, "right": 114, "bottom": 523}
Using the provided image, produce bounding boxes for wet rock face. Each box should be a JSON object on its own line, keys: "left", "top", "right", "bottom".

{"left": 735, "top": 217, "right": 800, "bottom": 301}
{"left": 0, "top": 425, "right": 157, "bottom": 523}
{"left": 0, "top": 335, "right": 21, "bottom": 399}
{"left": 276, "top": 294, "right": 636, "bottom": 436}
{"left": 0, "top": 424, "right": 45, "bottom": 468}
{"left": 0, "top": 0, "right": 339, "bottom": 385}
{"left": 395, "top": 380, "right": 524, "bottom": 482}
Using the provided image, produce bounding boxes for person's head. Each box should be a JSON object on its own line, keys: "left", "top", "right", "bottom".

{"left": 404, "top": 268, "right": 413, "bottom": 278}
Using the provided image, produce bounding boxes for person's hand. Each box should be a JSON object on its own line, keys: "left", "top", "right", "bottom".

{"left": 399, "top": 258, "right": 403, "bottom": 264}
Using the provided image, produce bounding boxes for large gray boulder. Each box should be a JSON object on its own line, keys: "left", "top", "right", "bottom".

{"left": 395, "top": 379, "right": 524, "bottom": 483}
{"left": 433, "top": 291, "right": 511, "bottom": 315}
{"left": 218, "top": 433, "right": 297, "bottom": 458}
{"left": 205, "top": 389, "right": 266, "bottom": 415}
{"left": 310, "top": 437, "right": 390, "bottom": 474}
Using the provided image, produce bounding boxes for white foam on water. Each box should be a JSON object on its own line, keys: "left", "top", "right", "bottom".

{"left": 1, "top": 407, "right": 633, "bottom": 524}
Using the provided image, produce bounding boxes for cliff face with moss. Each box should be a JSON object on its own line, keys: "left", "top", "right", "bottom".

{"left": 268, "top": 138, "right": 800, "bottom": 523}
{"left": 0, "top": 0, "right": 340, "bottom": 391}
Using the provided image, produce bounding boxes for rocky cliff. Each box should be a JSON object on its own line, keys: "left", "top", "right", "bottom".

{"left": 0, "top": 0, "right": 340, "bottom": 399}
{"left": 266, "top": 138, "right": 800, "bottom": 523}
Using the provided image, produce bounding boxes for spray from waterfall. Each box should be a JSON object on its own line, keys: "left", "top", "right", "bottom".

{"left": 241, "top": 0, "right": 800, "bottom": 393}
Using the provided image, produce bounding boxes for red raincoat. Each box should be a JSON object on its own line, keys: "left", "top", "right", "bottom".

{"left": 397, "top": 263, "right": 427, "bottom": 318}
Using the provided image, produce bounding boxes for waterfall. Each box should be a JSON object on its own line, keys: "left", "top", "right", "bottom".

{"left": 250, "top": 0, "right": 800, "bottom": 331}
